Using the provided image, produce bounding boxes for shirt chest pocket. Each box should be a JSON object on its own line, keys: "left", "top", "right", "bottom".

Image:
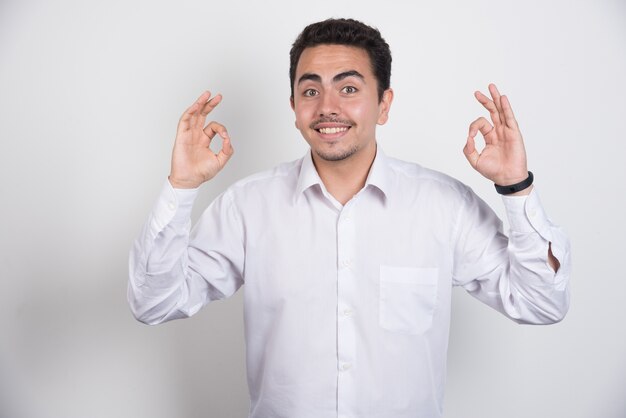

{"left": 379, "top": 266, "right": 439, "bottom": 335}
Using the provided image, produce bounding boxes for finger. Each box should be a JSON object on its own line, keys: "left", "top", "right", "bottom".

{"left": 179, "top": 91, "right": 211, "bottom": 129}
{"left": 199, "top": 94, "right": 223, "bottom": 117}
{"left": 192, "top": 92, "right": 220, "bottom": 129}
{"left": 468, "top": 117, "right": 495, "bottom": 144}
{"left": 500, "top": 95, "right": 519, "bottom": 129}
{"left": 488, "top": 84, "right": 504, "bottom": 125}
{"left": 213, "top": 135, "right": 234, "bottom": 173}
{"left": 463, "top": 135, "right": 480, "bottom": 169}
{"left": 194, "top": 94, "right": 223, "bottom": 130}
{"left": 203, "top": 121, "right": 229, "bottom": 141}
{"left": 474, "top": 90, "right": 502, "bottom": 128}
{"left": 215, "top": 137, "right": 235, "bottom": 168}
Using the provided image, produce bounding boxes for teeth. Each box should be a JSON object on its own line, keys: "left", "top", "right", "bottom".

{"left": 319, "top": 127, "right": 348, "bottom": 134}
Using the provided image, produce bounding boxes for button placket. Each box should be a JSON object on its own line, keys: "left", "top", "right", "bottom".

{"left": 336, "top": 204, "right": 357, "bottom": 417}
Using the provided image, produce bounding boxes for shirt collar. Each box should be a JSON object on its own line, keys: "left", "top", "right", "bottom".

{"left": 364, "top": 146, "right": 392, "bottom": 200}
{"left": 294, "top": 150, "right": 322, "bottom": 199}
{"left": 294, "top": 145, "right": 392, "bottom": 203}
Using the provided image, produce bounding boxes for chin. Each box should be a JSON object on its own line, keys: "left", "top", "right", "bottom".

{"left": 314, "top": 145, "right": 359, "bottom": 162}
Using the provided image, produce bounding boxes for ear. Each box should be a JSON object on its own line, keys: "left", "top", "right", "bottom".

{"left": 376, "top": 88, "right": 394, "bottom": 125}
{"left": 290, "top": 96, "right": 299, "bottom": 129}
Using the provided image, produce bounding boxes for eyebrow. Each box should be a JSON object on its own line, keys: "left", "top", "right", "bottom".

{"left": 297, "top": 70, "right": 365, "bottom": 86}
{"left": 333, "top": 70, "right": 364, "bottom": 83}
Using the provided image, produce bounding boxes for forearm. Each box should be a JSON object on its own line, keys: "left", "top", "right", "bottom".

{"left": 453, "top": 187, "right": 571, "bottom": 324}
{"left": 128, "top": 181, "right": 245, "bottom": 325}
{"left": 499, "top": 188, "right": 571, "bottom": 323}
{"left": 501, "top": 184, "right": 560, "bottom": 272}
{"left": 504, "top": 228, "right": 570, "bottom": 324}
{"left": 548, "top": 242, "right": 560, "bottom": 272}
{"left": 128, "top": 182, "right": 200, "bottom": 325}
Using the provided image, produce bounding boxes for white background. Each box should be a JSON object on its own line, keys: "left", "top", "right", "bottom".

{"left": 1, "top": 0, "right": 625, "bottom": 417}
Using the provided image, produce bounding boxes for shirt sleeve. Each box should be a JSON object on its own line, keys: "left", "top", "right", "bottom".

{"left": 128, "top": 180, "right": 245, "bottom": 325}
{"left": 451, "top": 187, "right": 571, "bottom": 324}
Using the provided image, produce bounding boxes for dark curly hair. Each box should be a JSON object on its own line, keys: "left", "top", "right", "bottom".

{"left": 289, "top": 18, "right": 392, "bottom": 102}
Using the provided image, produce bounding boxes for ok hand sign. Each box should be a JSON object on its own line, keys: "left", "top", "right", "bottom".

{"left": 168, "top": 91, "right": 234, "bottom": 189}
{"left": 463, "top": 84, "right": 529, "bottom": 188}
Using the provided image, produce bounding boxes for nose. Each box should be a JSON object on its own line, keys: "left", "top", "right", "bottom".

{"left": 317, "top": 91, "right": 340, "bottom": 117}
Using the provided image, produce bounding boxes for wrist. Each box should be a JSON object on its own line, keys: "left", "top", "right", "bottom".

{"left": 492, "top": 172, "right": 528, "bottom": 187}
{"left": 168, "top": 176, "right": 202, "bottom": 189}
{"left": 494, "top": 171, "right": 534, "bottom": 195}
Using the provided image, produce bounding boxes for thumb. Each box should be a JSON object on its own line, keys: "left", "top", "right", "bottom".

{"left": 463, "top": 136, "right": 479, "bottom": 169}
{"left": 215, "top": 136, "right": 234, "bottom": 168}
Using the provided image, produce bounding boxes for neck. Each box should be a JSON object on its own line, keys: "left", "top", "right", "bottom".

{"left": 311, "top": 142, "right": 377, "bottom": 205}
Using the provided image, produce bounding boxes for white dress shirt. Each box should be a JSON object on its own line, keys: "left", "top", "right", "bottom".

{"left": 128, "top": 147, "right": 570, "bottom": 418}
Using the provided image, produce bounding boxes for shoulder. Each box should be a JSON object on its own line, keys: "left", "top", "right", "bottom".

{"left": 385, "top": 155, "right": 472, "bottom": 199}
{"left": 222, "top": 157, "right": 303, "bottom": 202}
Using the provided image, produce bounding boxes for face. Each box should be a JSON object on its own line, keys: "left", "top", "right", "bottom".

{"left": 290, "top": 44, "right": 393, "bottom": 163}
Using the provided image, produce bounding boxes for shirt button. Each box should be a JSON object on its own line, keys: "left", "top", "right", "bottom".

{"left": 168, "top": 202, "right": 176, "bottom": 210}
{"left": 343, "top": 308, "right": 353, "bottom": 317}
{"left": 340, "top": 362, "right": 351, "bottom": 371}
{"left": 340, "top": 260, "right": 351, "bottom": 269}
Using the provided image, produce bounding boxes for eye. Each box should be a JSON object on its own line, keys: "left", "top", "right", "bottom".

{"left": 303, "top": 89, "right": 318, "bottom": 97}
{"left": 342, "top": 86, "right": 358, "bottom": 94}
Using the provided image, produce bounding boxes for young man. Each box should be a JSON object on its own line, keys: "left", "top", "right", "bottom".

{"left": 129, "top": 18, "right": 570, "bottom": 418}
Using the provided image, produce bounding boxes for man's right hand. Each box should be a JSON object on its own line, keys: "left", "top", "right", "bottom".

{"left": 168, "top": 91, "right": 234, "bottom": 189}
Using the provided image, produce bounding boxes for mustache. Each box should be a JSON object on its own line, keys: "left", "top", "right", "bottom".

{"left": 309, "top": 117, "right": 354, "bottom": 129}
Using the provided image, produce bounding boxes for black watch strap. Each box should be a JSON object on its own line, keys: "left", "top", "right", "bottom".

{"left": 494, "top": 171, "right": 534, "bottom": 195}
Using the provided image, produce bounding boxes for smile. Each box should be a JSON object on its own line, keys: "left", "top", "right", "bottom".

{"left": 317, "top": 127, "right": 350, "bottom": 134}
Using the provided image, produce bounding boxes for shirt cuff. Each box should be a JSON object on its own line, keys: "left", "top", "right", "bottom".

{"left": 150, "top": 180, "right": 200, "bottom": 233}
{"left": 501, "top": 187, "right": 553, "bottom": 240}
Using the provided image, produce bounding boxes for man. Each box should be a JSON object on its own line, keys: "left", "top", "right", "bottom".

{"left": 129, "top": 18, "right": 570, "bottom": 418}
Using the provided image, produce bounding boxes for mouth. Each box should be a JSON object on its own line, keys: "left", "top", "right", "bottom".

{"left": 312, "top": 121, "right": 353, "bottom": 139}
{"left": 316, "top": 126, "right": 350, "bottom": 135}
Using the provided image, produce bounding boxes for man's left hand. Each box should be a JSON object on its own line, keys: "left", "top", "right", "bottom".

{"left": 463, "top": 84, "right": 530, "bottom": 190}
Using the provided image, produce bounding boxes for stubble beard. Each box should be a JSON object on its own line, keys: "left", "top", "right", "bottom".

{"left": 314, "top": 144, "right": 360, "bottom": 162}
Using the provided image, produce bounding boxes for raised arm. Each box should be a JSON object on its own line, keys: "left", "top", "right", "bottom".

{"left": 128, "top": 91, "right": 244, "bottom": 325}
{"left": 463, "top": 84, "right": 559, "bottom": 271}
